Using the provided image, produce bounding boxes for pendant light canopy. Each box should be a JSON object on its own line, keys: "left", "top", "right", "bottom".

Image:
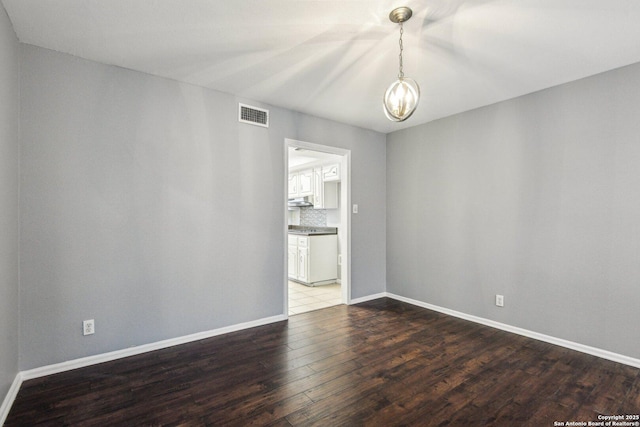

{"left": 383, "top": 7, "right": 420, "bottom": 122}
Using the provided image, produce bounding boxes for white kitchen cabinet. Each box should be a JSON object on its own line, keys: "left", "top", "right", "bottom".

{"left": 289, "top": 164, "right": 338, "bottom": 202}
{"left": 322, "top": 163, "right": 340, "bottom": 182}
{"left": 312, "top": 167, "right": 338, "bottom": 210}
{"left": 287, "top": 243, "right": 298, "bottom": 277}
{"left": 322, "top": 182, "right": 338, "bottom": 209}
{"left": 312, "top": 167, "right": 324, "bottom": 209}
{"left": 297, "top": 246, "right": 309, "bottom": 282}
{"left": 288, "top": 234, "right": 337, "bottom": 285}
{"left": 289, "top": 169, "right": 313, "bottom": 198}
{"left": 288, "top": 174, "right": 298, "bottom": 198}
{"left": 298, "top": 169, "right": 313, "bottom": 196}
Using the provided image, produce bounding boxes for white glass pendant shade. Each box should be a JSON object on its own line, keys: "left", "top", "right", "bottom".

{"left": 383, "top": 77, "right": 420, "bottom": 122}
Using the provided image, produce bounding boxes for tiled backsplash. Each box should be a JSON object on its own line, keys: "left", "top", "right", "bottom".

{"left": 300, "top": 207, "right": 327, "bottom": 227}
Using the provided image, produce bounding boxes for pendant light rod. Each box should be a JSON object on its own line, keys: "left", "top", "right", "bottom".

{"left": 398, "top": 23, "right": 404, "bottom": 78}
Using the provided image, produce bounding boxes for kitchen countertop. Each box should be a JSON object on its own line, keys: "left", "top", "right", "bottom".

{"left": 288, "top": 226, "right": 337, "bottom": 236}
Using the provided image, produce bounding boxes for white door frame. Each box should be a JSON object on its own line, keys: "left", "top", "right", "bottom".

{"left": 284, "top": 138, "right": 351, "bottom": 317}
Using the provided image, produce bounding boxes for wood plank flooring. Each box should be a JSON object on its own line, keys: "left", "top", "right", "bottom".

{"left": 6, "top": 298, "right": 640, "bottom": 426}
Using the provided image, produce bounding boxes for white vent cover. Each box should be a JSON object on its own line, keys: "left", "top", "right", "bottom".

{"left": 238, "top": 103, "right": 269, "bottom": 128}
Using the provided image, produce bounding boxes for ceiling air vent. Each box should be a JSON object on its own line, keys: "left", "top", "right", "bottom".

{"left": 238, "top": 103, "right": 269, "bottom": 128}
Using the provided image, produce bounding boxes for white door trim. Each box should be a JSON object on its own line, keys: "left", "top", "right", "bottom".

{"left": 284, "top": 138, "right": 352, "bottom": 316}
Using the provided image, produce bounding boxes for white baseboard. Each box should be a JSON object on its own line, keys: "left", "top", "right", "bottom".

{"left": 20, "top": 314, "right": 287, "bottom": 381}
{"left": 349, "top": 292, "right": 387, "bottom": 305}
{"left": 386, "top": 293, "right": 640, "bottom": 369}
{"left": 0, "top": 372, "right": 23, "bottom": 426}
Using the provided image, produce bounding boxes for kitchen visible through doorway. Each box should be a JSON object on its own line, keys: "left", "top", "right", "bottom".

{"left": 285, "top": 140, "right": 350, "bottom": 315}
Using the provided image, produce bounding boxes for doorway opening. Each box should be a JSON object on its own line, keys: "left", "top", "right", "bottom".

{"left": 284, "top": 139, "right": 350, "bottom": 316}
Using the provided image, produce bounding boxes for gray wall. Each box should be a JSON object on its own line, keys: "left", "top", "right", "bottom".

{"left": 387, "top": 62, "right": 640, "bottom": 359}
{"left": 0, "top": 5, "right": 20, "bottom": 399}
{"left": 19, "top": 45, "right": 385, "bottom": 370}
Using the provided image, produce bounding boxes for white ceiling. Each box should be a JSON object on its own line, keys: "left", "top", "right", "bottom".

{"left": 289, "top": 147, "right": 342, "bottom": 169}
{"left": 3, "top": 0, "right": 640, "bottom": 134}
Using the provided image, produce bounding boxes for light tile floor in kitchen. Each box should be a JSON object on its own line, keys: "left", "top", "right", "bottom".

{"left": 288, "top": 281, "right": 342, "bottom": 316}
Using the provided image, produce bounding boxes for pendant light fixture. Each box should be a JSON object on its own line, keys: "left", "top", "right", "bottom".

{"left": 383, "top": 7, "right": 420, "bottom": 122}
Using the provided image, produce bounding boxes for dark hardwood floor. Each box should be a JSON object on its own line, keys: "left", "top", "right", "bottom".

{"left": 6, "top": 298, "right": 640, "bottom": 426}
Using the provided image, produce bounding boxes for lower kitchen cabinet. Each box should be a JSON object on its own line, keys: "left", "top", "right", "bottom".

{"left": 297, "top": 245, "right": 309, "bottom": 282}
{"left": 288, "top": 234, "right": 337, "bottom": 285}
{"left": 287, "top": 243, "right": 298, "bottom": 278}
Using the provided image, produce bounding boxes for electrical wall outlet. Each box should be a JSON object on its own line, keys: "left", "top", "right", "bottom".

{"left": 495, "top": 295, "right": 504, "bottom": 307}
{"left": 83, "top": 319, "right": 95, "bottom": 336}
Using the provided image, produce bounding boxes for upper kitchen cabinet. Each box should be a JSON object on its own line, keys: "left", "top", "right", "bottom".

{"left": 313, "top": 166, "right": 337, "bottom": 210}
{"left": 288, "top": 169, "right": 313, "bottom": 198}
{"left": 298, "top": 170, "right": 313, "bottom": 196}
{"left": 288, "top": 173, "right": 298, "bottom": 198}
{"left": 312, "top": 167, "right": 324, "bottom": 209}
{"left": 322, "top": 164, "right": 340, "bottom": 182}
{"left": 289, "top": 163, "right": 340, "bottom": 205}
